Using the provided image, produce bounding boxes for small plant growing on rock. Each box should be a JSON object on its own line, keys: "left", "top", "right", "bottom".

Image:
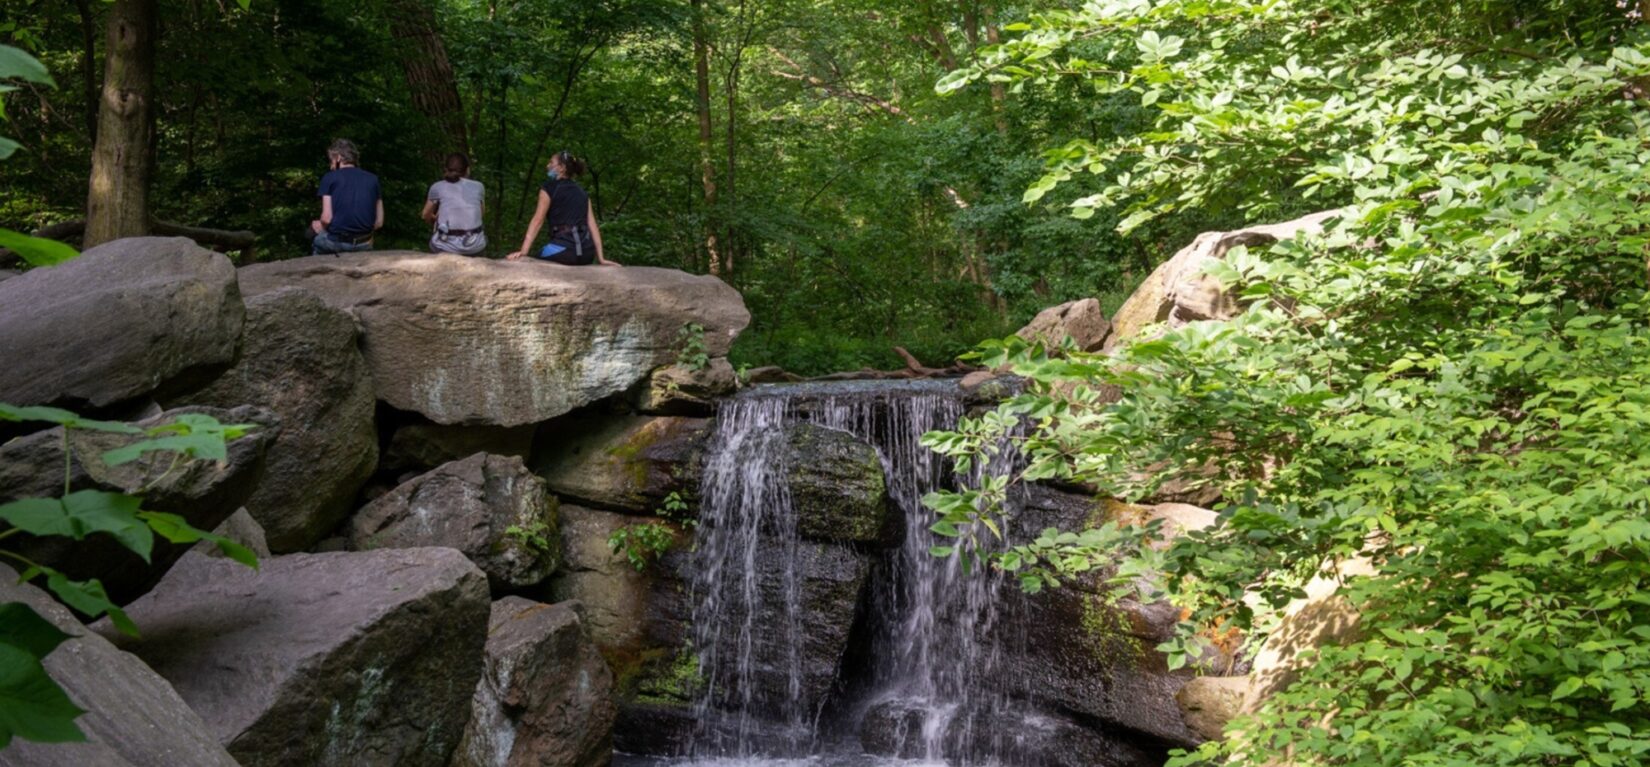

{"left": 0, "top": 404, "right": 259, "bottom": 748}
{"left": 607, "top": 491, "right": 696, "bottom": 572}
{"left": 675, "top": 323, "right": 709, "bottom": 371}
{"left": 503, "top": 517, "right": 554, "bottom": 555}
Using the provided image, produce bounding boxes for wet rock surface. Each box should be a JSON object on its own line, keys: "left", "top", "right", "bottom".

{"left": 350, "top": 453, "right": 558, "bottom": 589}
{"left": 534, "top": 414, "right": 710, "bottom": 513}
{"left": 452, "top": 597, "right": 617, "bottom": 767}
{"left": 0, "top": 237, "right": 244, "bottom": 409}
{"left": 0, "top": 564, "right": 240, "bottom": 767}
{"left": 859, "top": 698, "right": 1166, "bottom": 767}
{"left": 239, "top": 253, "right": 750, "bottom": 426}
{"left": 168, "top": 286, "right": 378, "bottom": 552}
{"left": 783, "top": 423, "right": 895, "bottom": 546}
{"left": 95, "top": 548, "right": 489, "bottom": 767}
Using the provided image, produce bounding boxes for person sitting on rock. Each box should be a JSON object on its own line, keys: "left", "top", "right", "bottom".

{"left": 505, "top": 150, "right": 618, "bottom": 266}
{"left": 422, "top": 152, "right": 486, "bottom": 256}
{"left": 308, "top": 138, "right": 382, "bottom": 255}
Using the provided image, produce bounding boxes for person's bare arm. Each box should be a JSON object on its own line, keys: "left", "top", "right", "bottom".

{"left": 320, "top": 196, "right": 334, "bottom": 227}
{"left": 507, "top": 190, "right": 552, "bottom": 261}
{"left": 589, "top": 208, "right": 618, "bottom": 266}
{"left": 421, "top": 199, "right": 438, "bottom": 225}
{"left": 374, "top": 199, "right": 385, "bottom": 230}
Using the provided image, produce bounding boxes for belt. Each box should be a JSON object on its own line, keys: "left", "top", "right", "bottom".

{"left": 441, "top": 227, "right": 483, "bottom": 237}
{"left": 334, "top": 231, "right": 374, "bottom": 244}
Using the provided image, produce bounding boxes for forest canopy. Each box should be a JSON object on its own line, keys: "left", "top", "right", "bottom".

{"left": 0, "top": 0, "right": 1217, "bottom": 375}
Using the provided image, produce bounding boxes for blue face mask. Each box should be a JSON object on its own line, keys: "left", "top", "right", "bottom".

{"left": 547, "top": 167, "right": 560, "bottom": 181}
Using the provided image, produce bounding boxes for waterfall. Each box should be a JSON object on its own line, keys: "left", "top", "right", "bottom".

{"left": 686, "top": 380, "right": 1017, "bottom": 764}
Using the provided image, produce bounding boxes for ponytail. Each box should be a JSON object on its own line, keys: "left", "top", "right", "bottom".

{"left": 442, "top": 152, "right": 469, "bottom": 183}
{"left": 555, "top": 149, "right": 588, "bottom": 179}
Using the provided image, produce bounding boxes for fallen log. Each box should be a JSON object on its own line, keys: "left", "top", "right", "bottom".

{"left": 2, "top": 219, "right": 258, "bottom": 263}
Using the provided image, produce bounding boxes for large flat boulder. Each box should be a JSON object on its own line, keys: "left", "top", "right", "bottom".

{"left": 350, "top": 453, "right": 558, "bottom": 590}
{"left": 0, "top": 237, "right": 244, "bottom": 409}
{"left": 452, "top": 597, "right": 617, "bottom": 767}
{"left": 94, "top": 548, "right": 490, "bottom": 767}
{"left": 533, "top": 414, "right": 710, "bottom": 513}
{"left": 167, "top": 287, "right": 378, "bottom": 552}
{"left": 238, "top": 253, "right": 750, "bottom": 426}
{"left": 0, "top": 405, "right": 274, "bottom": 604}
{"left": 0, "top": 564, "right": 239, "bottom": 767}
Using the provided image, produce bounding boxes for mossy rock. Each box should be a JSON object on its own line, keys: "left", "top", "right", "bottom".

{"left": 783, "top": 423, "right": 898, "bottom": 546}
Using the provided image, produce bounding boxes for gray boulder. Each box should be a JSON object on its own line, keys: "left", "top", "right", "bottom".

{"left": 0, "top": 404, "right": 274, "bottom": 604}
{"left": 0, "top": 237, "right": 243, "bottom": 408}
{"left": 238, "top": 253, "right": 750, "bottom": 426}
{"left": 382, "top": 422, "right": 535, "bottom": 474}
{"left": 190, "top": 508, "right": 272, "bottom": 561}
{"left": 632, "top": 358, "right": 737, "bottom": 416}
{"left": 534, "top": 414, "right": 710, "bottom": 513}
{"left": 168, "top": 287, "right": 377, "bottom": 552}
{"left": 452, "top": 597, "right": 617, "bottom": 767}
{"left": 94, "top": 548, "right": 490, "bottom": 767}
{"left": 1016, "top": 298, "right": 1112, "bottom": 352}
{"left": 547, "top": 505, "right": 673, "bottom": 655}
{"left": 349, "top": 453, "right": 558, "bottom": 590}
{"left": 995, "top": 486, "right": 1202, "bottom": 747}
{"left": 1108, "top": 209, "right": 1345, "bottom": 351}
{"left": 700, "top": 541, "right": 871, "bottom": 718}
{"left": 0, "top": 564, "right": 239, "bottom": 767}
{"left": 784, "top": 423, "right": 895, "bottom": 546}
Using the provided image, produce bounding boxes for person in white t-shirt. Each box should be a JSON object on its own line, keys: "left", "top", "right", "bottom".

{"left": 422, "top": 153, "right": 487, "bottom": 256}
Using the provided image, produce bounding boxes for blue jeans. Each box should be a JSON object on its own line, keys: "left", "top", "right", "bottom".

{"left": 312, "top": 231, "right": 373, "bottom": 255}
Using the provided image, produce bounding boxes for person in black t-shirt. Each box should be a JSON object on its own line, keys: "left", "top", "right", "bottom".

{"left": 506, "top": 150, "right": 618, "bottom": 266}
{"left": 308, "top": 138, "right": 383, "bottom": 255}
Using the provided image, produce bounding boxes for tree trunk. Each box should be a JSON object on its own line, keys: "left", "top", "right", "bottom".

{"left": 75, "top": 0, "right": 99, "bottom": 141}
{"left": 85, "top": 0, "right": 156, "bottom": 248}
{"left": 388, "top": 0, "right": 469, "bottom": 156}
{"left": 983, "top": 5, "right": 1010, "bottom": 137}
{"left": 692, "top": 0, "right": 721, "bottom": 275}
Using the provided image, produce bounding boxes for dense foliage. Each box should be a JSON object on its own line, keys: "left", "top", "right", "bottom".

{"left": 0, "top": 0, "right": 1218, "bottom": 374}
{"left": 0, "top": 404, "right": 258, "bottom": 747}
{"left": 923, "top": 1, "right": 1650, "bottom": 764}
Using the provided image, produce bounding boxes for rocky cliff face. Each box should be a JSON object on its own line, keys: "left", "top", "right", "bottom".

{"left": 0, "top": 237, "right": 748, "bottom": 767}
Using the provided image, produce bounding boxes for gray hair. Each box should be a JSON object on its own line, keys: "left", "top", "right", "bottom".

{"left": 328, "top": 138, "right": 359, "bottom": 165}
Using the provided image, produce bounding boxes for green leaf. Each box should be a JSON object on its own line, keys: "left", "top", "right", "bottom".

{"left": 0, "top": 404, "right": 140, "bottom": 434}
{"left": 0, "top": 45, "right": 53, "bottom": 87}
{"left": 1552, "top": 676, "right": 1584, "bottom": 700}
{"left": 0, "top": 228, "right": 77, "bottom": 268}
{"left": 0, "top": 603, "right": 72, "bottom": 659}
{"left": 0, "top": 137, "right": 19, "bottom": 161}
{"left": 0, "top": 643, "right": 86, "bottom": 748}
{"left": 63, "top": 491, "right": 152, "bottom": 561}
{"left": 138, "top": 511, "right": 259, "bottom": 569}
{"left": 0, "top": 498, "right": 74, "bottom": 538}
{"left": 102, "top": 434, "right": 224, "bottom": 466}
{"left": 43, "top": 574, "right": 135, "bottom": 636}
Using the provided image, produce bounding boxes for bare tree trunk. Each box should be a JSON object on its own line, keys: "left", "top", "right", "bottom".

{"left": 693, "top": 0, "right": 722, "bottom": 275}
{"left": 982, "top": 4, "right": 1010, "bottom": 137}
{"left": 85, "top": 0, "right": 156, "bottom": 248}
{"left": 75, "top": 0, "right": 99, "bottom": 141}
{"left": 388, "top": 0, "right": 469, "bottom": 156}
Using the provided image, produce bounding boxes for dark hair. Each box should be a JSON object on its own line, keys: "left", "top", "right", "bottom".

{"left": 554, "top": 150, "right": 587, "bottom": 179}
{"left": 328, "top": 138, "right": 359, "bottom": 165}
{"left": 442, "top": 152, "right": 469, "bottom": 182}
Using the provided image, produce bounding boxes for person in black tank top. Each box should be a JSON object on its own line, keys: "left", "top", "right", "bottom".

{"left": 506, "top": 150, "right": 619, "bottom": 266}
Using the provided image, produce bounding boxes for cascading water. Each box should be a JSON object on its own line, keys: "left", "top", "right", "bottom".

{"left": 674, "top": 380, "right": 1019, "bottom": 766}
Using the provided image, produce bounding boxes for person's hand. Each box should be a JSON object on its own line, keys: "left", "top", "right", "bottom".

{"left": 505, "top": 250, "right": 525, "bottom": 261}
